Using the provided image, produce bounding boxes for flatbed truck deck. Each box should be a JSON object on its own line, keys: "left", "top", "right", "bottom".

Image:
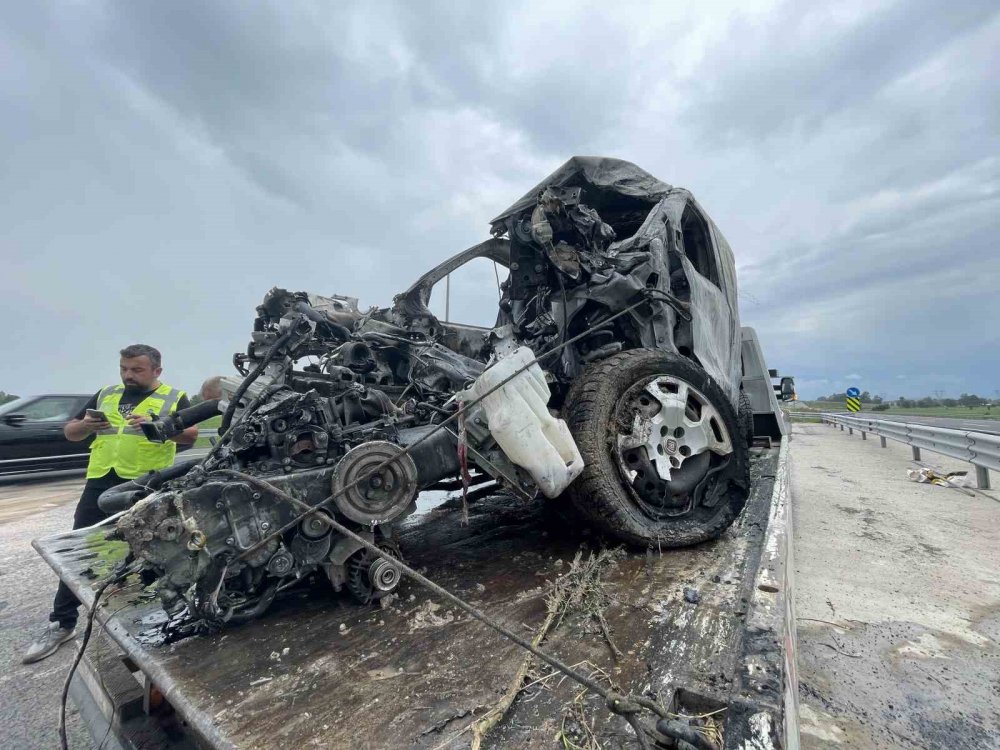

{"left": 35, "top": 437, "right": 794, "bottom": 750}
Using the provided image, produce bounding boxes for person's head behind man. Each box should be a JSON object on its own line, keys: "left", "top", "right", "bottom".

{"left": 199, "top": 375, "right": 223, "bottom": 402}
{"left": 119, "top": 344, "right": 162, "bottom": 393}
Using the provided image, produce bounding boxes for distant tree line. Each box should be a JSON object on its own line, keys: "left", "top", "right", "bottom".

{"left": 0, "top": 391, "right": 18, "bottom": 406}
{"left": 895, "top": 394, "right": 990, "bottom": 409}
{"left": 816, "top": 391, "right": 882, "bottom": 403}
{"left": 816, "top": 391, "right": 992, "bottom": 409}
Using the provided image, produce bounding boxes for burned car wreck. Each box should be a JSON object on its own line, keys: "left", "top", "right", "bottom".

{"left": 103, "top": 157, "right": 752, "bottom": 626}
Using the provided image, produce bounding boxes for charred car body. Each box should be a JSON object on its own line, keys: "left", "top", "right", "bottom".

{"left": 105, "top": 157, "right": 754, "bottom": 626}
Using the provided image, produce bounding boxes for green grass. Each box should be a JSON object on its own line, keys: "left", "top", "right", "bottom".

{"left": 797, "top": 401, "right": 1000, "bottom": 419}
{"left": 786, "top": 412, "right": 823, "bottom": 423}
{"left": 194, "top": 414, "right": 222, "bottom": 447}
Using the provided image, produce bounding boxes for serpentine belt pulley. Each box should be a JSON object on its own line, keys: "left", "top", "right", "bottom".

{"left": 330, "top": 440, "right": 419, "bottom": 524}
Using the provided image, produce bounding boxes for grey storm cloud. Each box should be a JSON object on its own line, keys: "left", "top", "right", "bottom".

{"left": 0, "top": 0, "right": 997, "bottom": 401}
{"left": 683, "top": 0, "right": 996, "bottom": 145}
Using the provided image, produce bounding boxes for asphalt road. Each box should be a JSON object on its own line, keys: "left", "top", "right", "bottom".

{"left": 0, "top": 478, "right": 94, "bottom": 750}
{"left": 793, "top": 422, "right": 1000, "bottom": 748}
{"left": 852, "top": 412, "right": 1000, "bottom": 435}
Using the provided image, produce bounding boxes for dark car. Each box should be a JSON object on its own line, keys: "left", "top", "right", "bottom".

{"left": 0, "top": 394, "right": 92, "bottom": 476}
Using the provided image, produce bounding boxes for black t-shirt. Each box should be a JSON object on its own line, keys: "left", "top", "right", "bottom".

{"left": 74, "top": 387, "right": 191, "bottom": 420}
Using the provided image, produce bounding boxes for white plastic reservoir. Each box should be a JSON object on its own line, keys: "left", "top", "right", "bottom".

{"left": 466, "top": 347, "right": 584, "bottom": 498}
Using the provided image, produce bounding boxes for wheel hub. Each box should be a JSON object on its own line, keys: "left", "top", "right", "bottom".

{"left": 618, "top": 375, "right": 733, "bottom": 483}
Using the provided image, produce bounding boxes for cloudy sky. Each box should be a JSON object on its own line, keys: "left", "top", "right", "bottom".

{"left": 2, "top": 0, "right": 997, "bottom": 401}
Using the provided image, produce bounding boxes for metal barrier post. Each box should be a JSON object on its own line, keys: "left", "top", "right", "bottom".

{"left": 912, "top": 446, "right": 921, "bottom": 461}
{"left": 976, "top": 466, "right": 991, "bottom": 490}
{"left": 862, "top": 432, "right": 867, "bottom": 441}
{"left": 849, "top": 428, "right": 853, "bottom": 435}
{"left": 840, "top": 425, "right": 844, "bottom": 431}
{"left": 880, "top": 436, "right": 887, "bottom": 448}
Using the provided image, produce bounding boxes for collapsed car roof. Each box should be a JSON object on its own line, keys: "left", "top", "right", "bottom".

{"left": 489, "top": 156, "right": 673, "bottom": 233}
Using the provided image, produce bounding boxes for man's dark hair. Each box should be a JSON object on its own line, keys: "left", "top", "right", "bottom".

{"left": 120, "top": 344, "right": 162, "bottom": 368}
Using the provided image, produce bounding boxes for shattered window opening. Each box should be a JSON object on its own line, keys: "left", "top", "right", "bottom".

{"left": 427, "top": 256, "right": 507, "bottom": 329}
{"left": 680, "top": 204, "right": 720, "bottom": 287}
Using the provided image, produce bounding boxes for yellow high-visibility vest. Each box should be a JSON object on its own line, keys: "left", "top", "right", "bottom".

{"left": 87, "top": 383, "right": 185, "bottom": 479}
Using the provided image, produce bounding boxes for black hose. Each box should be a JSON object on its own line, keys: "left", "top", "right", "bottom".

{"left": 172, "top": 398, "right": 221, "bottom": 429}
{"left": 97, "top": 459, "right": 202, "bottom": 513}
{"left": 219, "top": 328, "right": 295, "bottom": 434}
{"left": 59, "top": 562, "right": 138, "bottom": 750}
{"left": 140, "top": 399, "right": 222, "bottom": 443}
{"left": 225, "top": 581, "right": 280, "bottom": 624}
{"left": 59, "top": 578, "right": 113, "bottom": 749}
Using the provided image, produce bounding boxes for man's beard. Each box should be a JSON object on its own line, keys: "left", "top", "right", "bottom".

{"left": 122, "top": 381, "right": 147, "bottom": 395}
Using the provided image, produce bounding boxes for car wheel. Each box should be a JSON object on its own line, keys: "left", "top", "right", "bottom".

{"left": 563, "top": 348, "right": 750, "bottom": 548}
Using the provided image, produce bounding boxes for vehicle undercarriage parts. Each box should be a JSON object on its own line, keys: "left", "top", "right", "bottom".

{"left": 465, "top": 346, "right": 583, "bottom": 497}
{"left": 563, "top": 348, "right": 749, "bottom": 547}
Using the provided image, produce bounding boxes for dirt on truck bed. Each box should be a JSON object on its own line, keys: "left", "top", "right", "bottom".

{"left": 36, "top": 447, "right": 786, "bottom": 750}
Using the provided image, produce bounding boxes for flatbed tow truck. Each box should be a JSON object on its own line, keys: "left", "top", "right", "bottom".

{"left": 34, "top": 329, "right": 797, "bottom": 750}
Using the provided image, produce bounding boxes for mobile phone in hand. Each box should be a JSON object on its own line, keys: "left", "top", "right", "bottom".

{"left": 85, "top": 409, "right": 110, "bottom": 422}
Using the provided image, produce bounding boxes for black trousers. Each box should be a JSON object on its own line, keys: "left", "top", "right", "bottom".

{"left": 49, "top": 473, "right": 125, "bottom": 629}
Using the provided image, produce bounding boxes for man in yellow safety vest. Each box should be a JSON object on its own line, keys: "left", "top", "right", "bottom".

{"left": 23, "top": 344, "right": 199, "bottom": 663}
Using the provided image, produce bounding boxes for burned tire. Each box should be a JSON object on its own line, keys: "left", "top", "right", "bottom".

{"left": 738, "top": 390, "right": 754, "bottom": 448}
{"left": 564, "top": 349, "right": 750, "bottom": 548}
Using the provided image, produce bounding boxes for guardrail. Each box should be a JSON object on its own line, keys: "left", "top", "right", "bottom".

{"left": 820, "top": 413, "right": 996, "bottom": 490}
{"left": 0, "top": 429, "right": 219, "bottom": 477}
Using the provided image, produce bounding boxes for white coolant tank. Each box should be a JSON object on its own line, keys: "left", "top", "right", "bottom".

{"left": 468, "top": 347, "right": 584, "bottom": 498}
